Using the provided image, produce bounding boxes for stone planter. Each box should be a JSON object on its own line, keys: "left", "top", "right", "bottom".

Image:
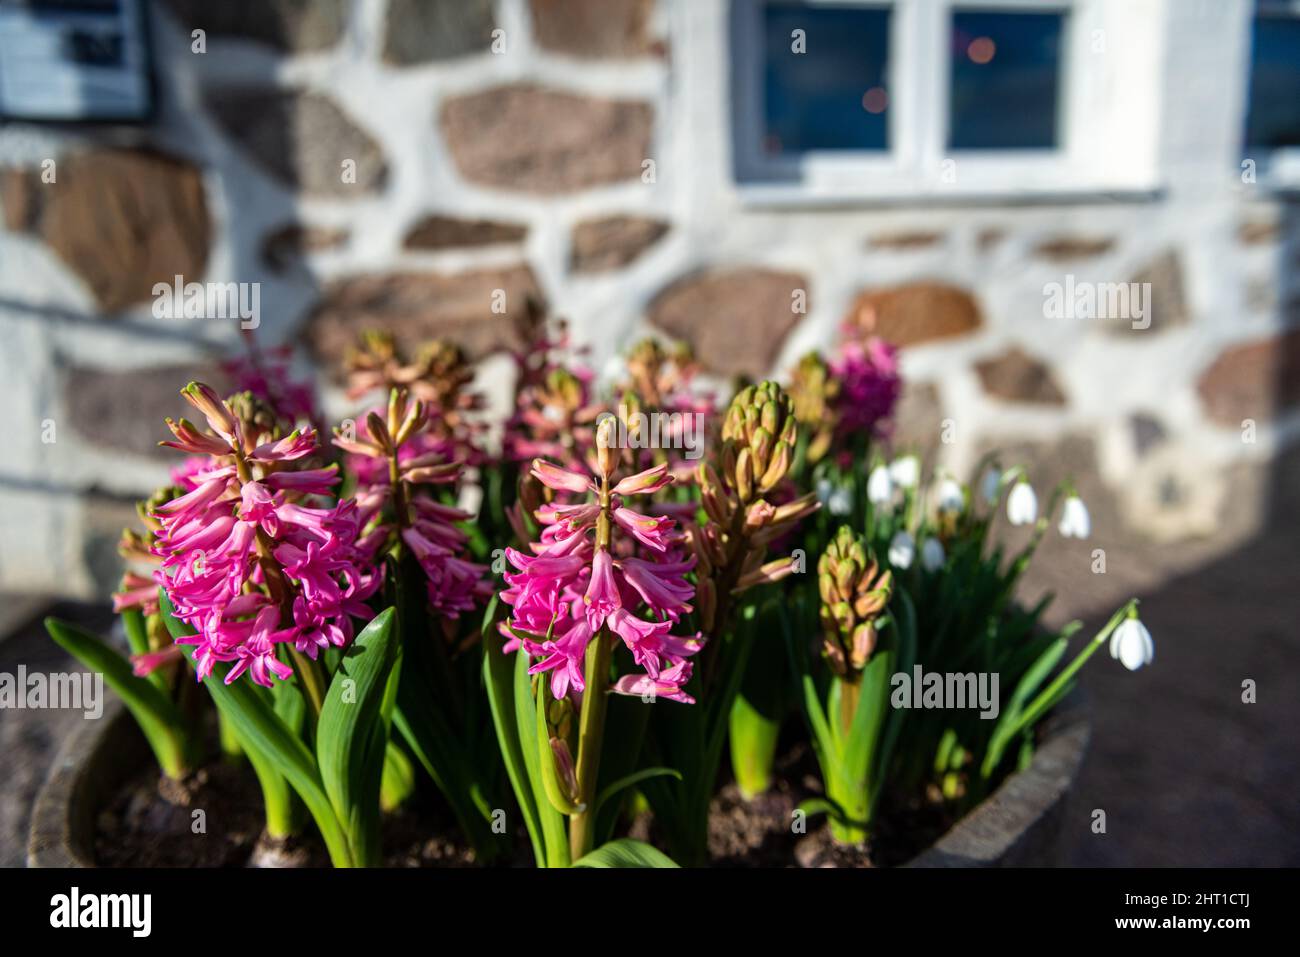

{"left": 30, "top": 690, "right": 1089, "bottom": 868}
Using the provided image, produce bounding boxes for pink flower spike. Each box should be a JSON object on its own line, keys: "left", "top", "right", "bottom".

{"left": 131, "top": 644, "right": 183, "bottom": 677}
{"left": 612, "top": 463, "right": 673, "bottom": 497}
{"left": 531, "top": 459, "right": 594, "bottom": 494}
{"left": 249, "top": 429, "right": 318, "bottom": 462}
{"left": 583, "top": 549, "right": 622, "bottom": 630}
{"left": 612, "top": 506, "right": 675, "bottom": 552}
{"left": 610, "top": 663, "right": 695, "bottom": 704}
{"left": 265, "top": 466, "right": 339, "bottom": 493}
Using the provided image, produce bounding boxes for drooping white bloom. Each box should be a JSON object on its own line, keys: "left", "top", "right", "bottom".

{"left": 981, "top": 467, "right": 1002, "bottom": 506}
{"left": 816, "top": 478, "right": 853, "bottom": 516}
{"left": 1058, "top": 495, "right": 1091, "bottom": 539}
{"left": 1109, "top": 617, "right": 1154, "bottom": 671}
{"left": 889, "top": 455, "right": 920, "bottom": 489}
{"left": 867, "top": 464, "right": 894, "bottom": 506}
{"left": 920, "top": 536, "right": 946, "bottom": 571}
{"left": 1006, "top": 480, "right": 1038, "bottom": 526}
{"left": 888, "top": 530, "right": 916, "bottom": 569}
{"left": 935, "top": 477, "right": 964, "bottom": 516}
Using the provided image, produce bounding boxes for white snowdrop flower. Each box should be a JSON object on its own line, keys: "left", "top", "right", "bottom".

{"left": 1058, "top": 495, "right": 1091, "bottom": 539}
{"left": 867, "top": 464, "right": 894, "bottom": 506}
{"left": 816, "top": 478, "right": 852, "bottom": 516}
{"left": 888, "top": 530, "right": 916, "bottom": 569}
{"left": 1006, "top": 480, "right": 1038, "bottom": 526}
{"left": 889, "top": 455, "right": 920, "bottom": 489}
{"left": 981, "top": 467, "right": 1002, "bottom": 506}
{"left": 935, "top": 477, "right": 964, "bottom": 516}
{"left": 920, "top": 536, "right": 945, "bottom": 572}
{"left": 1109, "top": 617, "right": 1154, "bottom": 671}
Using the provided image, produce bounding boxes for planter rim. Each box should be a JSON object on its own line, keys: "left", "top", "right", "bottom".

{"left": 903, "top": 687, "right": 1090, "bottom": 867}
{"left": 31, "top": 687, "right": 1090, "bottom": 868}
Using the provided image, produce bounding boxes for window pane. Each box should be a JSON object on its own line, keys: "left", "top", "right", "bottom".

{"left": 1244, "top": 14, "right": 1300, "bottom": 150}
{"left": 762, "top": 3, "right": 891, "bottom": 154}
{"left": 949, "top": 10, "right": 1063, "bottom": 150}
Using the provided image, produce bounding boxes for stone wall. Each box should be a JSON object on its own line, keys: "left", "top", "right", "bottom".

{"left": 1, "top": 0, "right": 1297, "bottom": 597}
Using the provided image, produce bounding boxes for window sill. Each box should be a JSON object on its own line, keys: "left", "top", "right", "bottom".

{"left": 731, "top": 180, "right": 1165, "bottom": 209}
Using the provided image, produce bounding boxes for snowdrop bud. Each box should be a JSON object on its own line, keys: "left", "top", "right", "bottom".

{"left": 1006, "top": 480, "right": 1038, "bottom": 526}
{"left": 920, "top": 536, "right": 945, "bottom": 571}
{"left": 936, "top": 477, "right": 964, "bottom": 515}
{"left": 867, "top": 464, "right": 894, "bottom": 505}
{"left": 889, "top": 455, "right": 919, "bottom": 489}
{"left": 981, "top": 467, "right": 1002, "bottom": 505}
{"left": 1109, "top": 616, "right": 1154, "bottom": 671}
{"left": 888, "top": 530, "right": 916, "bottom": 569}
{"left": 1058, "top": 495, "right": 1091, "bottom": 539}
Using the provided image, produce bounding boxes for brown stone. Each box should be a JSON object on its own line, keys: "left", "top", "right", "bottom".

{"left": 1237, "top": 220, "right": 1279, "bottom": 245}
{"left": 206, "top": 90, "right": 387, "bottom": 198}
{"left": 974, "top": 348, "right": 1067, "bottom": 405}
{"left": 303, "top": 266, "right": 543, "bottom": 369}
{"left": 3, "top": 150, "right": 210, "bottom": 313}
{"left": 1113, "top": 250, "right": 1188, "bottom": 333}
{"left": 403, "top": 215, "right": 527, "bottom": 251}
{"left": 867, "top": 231, "right": 943, "bottom": 251}
{"left": 262, "top": 224, "right": 349, "bottom": 272}
{"left": 65, "top": 363, "right": 232, "bottom": 459}
{"left": 158, "top": 0, "right": 348, "bottom": 53}
{"left": 528, "top": 0, "right": 655, "bottom": 58}
{"left": 646, "top": 268, "right": 806, "bottom": 377}
{"left": 1196, "top": 330, "right": 1300, "bottom": 426}
{"left": 571, "top": 215, "right": 668, "bottom": 272}
{"left": 1033, "top": 237, "right": 1115, "bottom": 261}
{"left": 976, "top": 228, "right": 1005, "bottom": 253}
{"left": 383, "top": 0, "right": 496, "bottom": 65}
{"left": 845, "top": 282, "right": 982, "bottom": 347}
{"left": 440, "top": 85, "right": 653, "bottom": 194}
{"left": 888, "top": 381, "right": 944, "bottom": 458}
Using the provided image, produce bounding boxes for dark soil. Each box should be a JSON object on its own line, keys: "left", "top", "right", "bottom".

{"left": 704, "top": 740, "right": 957, "bottom": 867}
{"left": 96, "top": 759, "right": 478, "bottom": 868}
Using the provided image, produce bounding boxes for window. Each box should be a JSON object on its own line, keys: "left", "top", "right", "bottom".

{"left": 728, "top": 0, "right": 1160, "bottom": 202}
{"left": 948, "top": 10, "right": 1064, "bottom": 150}
{"left": 762, "top": 4, "right": 892, "bottom": 153}
{"left": 1244, "top": 8, "right": 1300, "bottom": 150}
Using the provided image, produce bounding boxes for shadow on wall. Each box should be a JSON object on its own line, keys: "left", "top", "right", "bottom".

{"left": 1057, "top": 199, "right": 1300, "bottom": 866}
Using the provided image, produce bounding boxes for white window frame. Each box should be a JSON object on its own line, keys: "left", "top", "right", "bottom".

{"left": 1243, "top": 0, "right": 1300, "bottom": 188}
{"left": 729, "top": 0, "right": 1163, "bottom": 204}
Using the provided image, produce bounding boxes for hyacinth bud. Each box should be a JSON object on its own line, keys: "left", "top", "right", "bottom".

{"left": 817, "top": 526, "right": 893, "bottom": 677}
{"left": 722, "top": 380, "right": 797, "bottom": 499}
{"left": 365, "top": 410, "right": 393, "bottom": 455}
{"left": 182, "top": 381, "right": 237, "bottom": 441}
{"left": 595, "top": 415, "right": 619, "bottom": 479}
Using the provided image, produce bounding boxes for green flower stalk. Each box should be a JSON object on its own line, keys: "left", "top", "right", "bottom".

{"left": 793, "top": 526, "right": 914, "bottom": 847}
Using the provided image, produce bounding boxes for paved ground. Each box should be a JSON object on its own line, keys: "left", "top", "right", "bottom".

{"left": 2, "top": 450, "right": 1296, "bottom": 867}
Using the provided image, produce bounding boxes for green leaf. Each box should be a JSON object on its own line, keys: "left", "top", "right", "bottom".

{"left": 315, "top": 607, "right": 398, "bottom": 866}
{"left": 595, "top": 766, "right": 681, "bottom": 815}
{"left": 156, "top": 588, "right": 194, "bottom": 639}
{"left": 483, "top": 599, "right": 546, "bottom": 865}
{"left": 203, "top": 663, "right": 352, "bottom": 865}
{"left": 573, "top": 838, "right": 679, "bottom": 868}
{"left": 44, "top": 617, "right": 193, "bottom": 779}
{"left": 514, "top": 648, "right": 569, "bottom": 867}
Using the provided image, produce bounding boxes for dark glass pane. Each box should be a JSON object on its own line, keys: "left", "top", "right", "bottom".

{"left": 1245, "top": 15, "right": 1300, "bottom": 150}
{"left": 949, "top": 10, "right": 1063, "bottom": 150}
{"left": 762, "top": 3, "right": 891, "bottom": 154}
